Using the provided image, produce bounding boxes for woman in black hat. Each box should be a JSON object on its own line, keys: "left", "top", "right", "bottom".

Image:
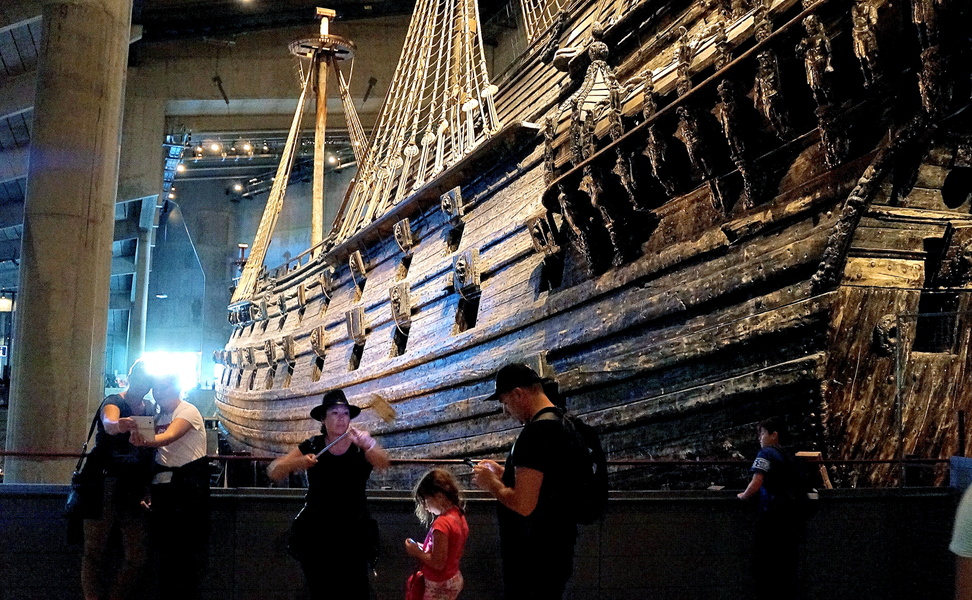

{"left": 268, "top": 390, "right": 390, "bottom": 600}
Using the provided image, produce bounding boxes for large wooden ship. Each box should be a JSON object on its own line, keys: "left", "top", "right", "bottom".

{"left": 214, "top": 0, "right": 972, "bottom": 488}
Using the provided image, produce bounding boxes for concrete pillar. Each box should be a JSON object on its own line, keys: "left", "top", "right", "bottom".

{"left": 4, "top": 0, "right": 133, "bottom": 483}
{"left": 127, "top": 223, "right": 153, "bottom": 368}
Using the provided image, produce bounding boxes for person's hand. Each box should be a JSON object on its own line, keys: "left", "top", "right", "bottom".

{"left": 297, "top": 454, "right": 318, "bottom": 470}
{"left": 129, "top": 430, "right": 147, "bottom": 446}
{"left": 737, "top": 492, "right": 749, "bottom": 500}
{"left": 404, "top": 538, "right": 423, "bottom": 558}
{"left": 140, "top": 494, "right": 152, "bottom": 512}
{"left": 478, "top": 459, "right": 503, "bottom": 476}
{"left": 472, "top": 460, "right": 502, "bottom": 492}
{"left": 116, "top": 417, "right": 138, "bottom": 433}
{"left": 349, "top": 427, "right": 377, "bottom": 451}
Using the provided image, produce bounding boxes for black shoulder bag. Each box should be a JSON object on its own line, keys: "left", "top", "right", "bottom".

{"left": 64, "top": 399, "right": 107, "bottom": 519}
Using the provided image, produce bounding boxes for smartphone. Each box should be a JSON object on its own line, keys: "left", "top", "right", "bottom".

{"left": 131, "top": 416, "right": 156, "bottom": 441}
{"left": 463, "top": 458, "right": 477, "bottom": 468}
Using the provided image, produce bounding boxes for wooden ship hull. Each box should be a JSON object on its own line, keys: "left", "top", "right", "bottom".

{"left": 215, "top": 0, "right": 972, "bottom": 488}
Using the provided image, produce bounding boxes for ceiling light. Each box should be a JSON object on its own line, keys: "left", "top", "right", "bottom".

{"left": 233, "top": 183, "right": 243, "bottom": 192}
{"left": 327, "top": 154, "right": 337, "bottom": 164}
{"left": 210, "top": 143, "right": 221, "bottom": 153}
{"left": 242, "top": 143, "right": 252, "bottom": 153}
{"left": 176, "top": 163, "right": 186, "bottom": 173}
{"left": 168, "top": 193, "right": 176, "bottom": 199}
{"left": 155, "top": 293, "right": 169, "bottom": 299}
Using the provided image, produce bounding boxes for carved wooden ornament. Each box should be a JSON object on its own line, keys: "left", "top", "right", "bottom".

{"left": 389, "top": 282, "right": 412, "bottom": 329}
{"left": 346, "top": 306, "right": 368, "bottom": 345}
{"left": 394, "top": 218, "right": 414, "bottom": 254}
{"left": 263, "top": 339, "right": 276, "bottom": 364}
{"left": 527, "top": 212, "right": 561, "bottom": 256}
{"left": 453, "top": 249, "right": 481, "bottom": 297}
{"left": 310, "top": 325, "right": 327, "bottom": 358}
{"left": 349, "top": 251, "right": 367, "bottom": 282}
{"left": 319, "top": 266, "right": 335, "bottom": 300}
{"left": 440, "top": 187, "right": 464, "bottom": 222}
{"left": 281, "top": 336, "right": 296, "bottom": 362}
{"left": 297, "top": 283, "right": 307, "bottom": 307}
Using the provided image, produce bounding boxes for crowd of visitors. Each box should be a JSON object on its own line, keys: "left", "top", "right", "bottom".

{"left": 76, "top": 361, "right": 821, "bottom": 600}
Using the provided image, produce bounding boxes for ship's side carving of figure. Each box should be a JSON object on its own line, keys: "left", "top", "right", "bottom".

{"left": 851, "top": 0, "right": 881, "bottom": 87}
{"left": 267, "top": 391, "right": 391, "bottom": 600}
{"left": 797, "top": 14, "right": 835, "bottom": 106}
{"left": 641, "top": 71, "right": 680, "bottom": 198}
{"left": 752, "top": 3, "right": 791, "bottom": 140}
{"left": 675, "top": 105, "right": 725, "bottom": 213}
{"left": 912, "top": 0, "right": 944, "bottom": 49}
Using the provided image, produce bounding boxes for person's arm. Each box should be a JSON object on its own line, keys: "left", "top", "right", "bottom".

{"left": 737, "top": 472, "right": 765, "bottom": 500}
{"left": 404, "top": 529, "right": 449, "bottom": 571}
{"left": 130, "top": 418, "right": 192, "bottom": 448}
{"left": 473, "top": 463, "right": 543, "bottom": 517}
{"left": 267, "top": 447, "right": 318, "bottom": 482}
{"left": 349, "top": 427, "right": 391, "bottom": 470}
{"left": 102, "top": 403, "right": 137, "bottom": 435}
{"left": 957, "top": 556, "right": 972, "bottom": 600}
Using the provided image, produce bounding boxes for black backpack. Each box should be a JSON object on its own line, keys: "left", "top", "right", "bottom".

{"left": 537, "top": 409, "right": 609, "bottom": 524}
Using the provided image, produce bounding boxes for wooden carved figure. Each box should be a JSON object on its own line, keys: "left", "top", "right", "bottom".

{"left": 642, "top": 72, "right": 680, "bottom": 197}
{"left": 851, "top": 0, "right": 881, "bottom": 87}
{"left": 797, "top": 14, "right": 835, "bottom": 106}
{"left": 754, "top": 51, "right": 792, "bottom": 140}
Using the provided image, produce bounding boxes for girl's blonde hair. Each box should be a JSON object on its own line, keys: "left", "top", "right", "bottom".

{"left": 413, "top": 468, "right": 464, "bottom": 526}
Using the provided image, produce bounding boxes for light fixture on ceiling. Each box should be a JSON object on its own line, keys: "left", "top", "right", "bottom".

{"left": 176, "top": 163, "right": 186, "bottom": 173}
{"left": 155, "top": 293, "right": 169, "bottom": 299}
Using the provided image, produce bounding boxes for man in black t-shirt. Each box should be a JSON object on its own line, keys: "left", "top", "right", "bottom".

{"left": 473, "top": 364, "right": 577, "bottom": 600}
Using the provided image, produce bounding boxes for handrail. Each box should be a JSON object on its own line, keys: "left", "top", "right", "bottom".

{"left": 0, "top": 450, "right": 951, "bottom": 466}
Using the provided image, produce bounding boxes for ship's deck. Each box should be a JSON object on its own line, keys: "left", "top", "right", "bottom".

{"left": 0, "top": 484, "right": 956, "bottom": 599}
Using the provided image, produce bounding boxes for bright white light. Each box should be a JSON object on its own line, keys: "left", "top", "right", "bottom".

{"left": 213, "top": 364, "right": 225, "bottom": 382}
{"left": 0, "top": 298, "right": 12, "bottom": 312}
{"left": 141, "top": 351, "right": 201, "bottom": 393}
{"left": 242, "top": 143, "right": 252, "bottom": 152}
{"left": 176, "top": 163, "right": 186, "bottom": 173}
{"left": 327, "top": 154, "right": 337, "bottom": 164}
{"left": 233, "top": 183, "right": 243, "bottom": 192}
{"left": 210, "top": 143, "right": 221, "bottom": 153}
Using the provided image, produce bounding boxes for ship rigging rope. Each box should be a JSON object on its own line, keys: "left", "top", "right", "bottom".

{"left": 231, "top": 70, "right": 313, "bottom": 304}
{"left": 328, "top": 0, "right": 500, "bottom": 246}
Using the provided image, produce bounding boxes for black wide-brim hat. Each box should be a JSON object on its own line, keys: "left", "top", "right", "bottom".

{"left": 310, "top": 389, "right": 362, "bottom": 420}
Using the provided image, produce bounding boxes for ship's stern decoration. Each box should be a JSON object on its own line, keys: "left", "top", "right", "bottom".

{"left": 346, "top": 306, "right": 368, "bottom": 345}
{"left": 453, "top": 249, "right": 482, "bottom": 298}
{"left": 390, "top": 282, "right": 412, "bottom": 330}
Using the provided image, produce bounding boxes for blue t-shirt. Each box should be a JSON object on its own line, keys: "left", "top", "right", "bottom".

{"left": 750, "top": 445, "right": 798, "bottom": 512}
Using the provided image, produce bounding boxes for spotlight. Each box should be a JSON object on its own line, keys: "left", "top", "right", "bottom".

{"left": 327, "top": 154, "right": 337, "bottom": 164}
{"left": 242, "top": 143, "right": 252, "bottom": 153}
{"left": 168, "top": 193, "right": 176, "bottom": 200}
{"left": 176, "top": 163, "right": 186, "bottom": 173}
{"left": 233, "top": 183, "right": 243, "bottom": 192}
{"left": 210, "top": 143, "right": 221, "bottom": 153}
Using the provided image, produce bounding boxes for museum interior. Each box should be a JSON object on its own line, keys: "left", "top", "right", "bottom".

{"left": 1, "top": 0, "right": 971, "bottom": 597}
